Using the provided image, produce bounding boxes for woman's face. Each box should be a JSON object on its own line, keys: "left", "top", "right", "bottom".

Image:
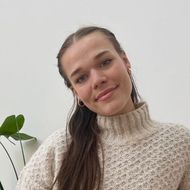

{"left": 61, "top": 32, "right": 135, "bottom": 116}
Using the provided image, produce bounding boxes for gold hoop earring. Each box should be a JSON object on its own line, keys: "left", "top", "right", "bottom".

{"left": 128, "top": 68, "right": 132, "bottom": 75}
{"left": 77, "top": 98, "right": 84, "bottom": 107}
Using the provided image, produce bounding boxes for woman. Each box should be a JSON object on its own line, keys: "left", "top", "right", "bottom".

{"left": 16, "top": 26, "right": 190, "bottom": 190}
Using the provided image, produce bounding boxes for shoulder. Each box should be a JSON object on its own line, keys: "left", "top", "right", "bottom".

{"left": 30, "top": 127, "right": 70, "bottom": 168}
{"left": 16, "top": 128, "right": 69, "bottom": 189}
{"left": 155, "top": 121, "right": 190, "bottom": 156}
{"left": 33, "top": 127, "right": 68, "bottom": 156}
{"left": 157, "top": 121, "right": 190, "bottom": 138}
{"left": 43, "top": 127, "right": 68, "bottom": 148}
{"left": 154, "top": 121, "right": 190, "bottom": 140}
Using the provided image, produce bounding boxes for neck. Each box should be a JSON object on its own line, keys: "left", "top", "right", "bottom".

{"left": 97, "top": 102, "right": 158, "bottom": 143}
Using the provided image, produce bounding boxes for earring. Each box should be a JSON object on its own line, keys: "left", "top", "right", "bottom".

{"left": 77, "top": 98, "right": 84, "bottom": 107}
{"left": 128, "top": 67, "right": 132, "bottom": 75}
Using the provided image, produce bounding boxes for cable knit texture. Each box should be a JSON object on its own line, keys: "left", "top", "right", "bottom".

{"left": 16, "top": 102, "right": 190, "bottom": 190}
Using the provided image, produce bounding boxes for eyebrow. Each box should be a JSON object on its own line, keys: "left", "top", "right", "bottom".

{"left": 94, "top": 50, "right": 110, "bottom": 60}
{"left": 70, "top": 50, "right": 110, "bottom": 78}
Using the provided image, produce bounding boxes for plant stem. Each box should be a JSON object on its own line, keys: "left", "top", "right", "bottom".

{"left": 7, "top": 138, "right": 16, "bottom": 145}
{"left": 0, "top": 181, "right": 4, "bottom": 190}
{"left": 0, "top": 141, "right": 18, "bottom": 180}
{"left": 18, "top": 135, "right": 26, "bottom": 165}
{"left": 16, "top": 121, "right": 26, "bottom": 165}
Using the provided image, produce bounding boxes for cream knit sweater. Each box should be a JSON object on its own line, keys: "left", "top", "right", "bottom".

{"left": 16, "top": 102, "right": 190, "bottom": 190}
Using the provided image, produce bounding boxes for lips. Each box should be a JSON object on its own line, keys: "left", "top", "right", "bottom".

{"left": 95, "top": 85, "right": 118, "bottom": 101}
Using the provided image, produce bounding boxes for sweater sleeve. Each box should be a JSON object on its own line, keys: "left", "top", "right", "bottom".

{"left": 16, "top": 128, "right": 66, "bottom": 190}
{"left": 178, "top": 167, "right": 190, "bottom": 190}
{"left": 178, "top": 127, "right": 190, "bottom": 190}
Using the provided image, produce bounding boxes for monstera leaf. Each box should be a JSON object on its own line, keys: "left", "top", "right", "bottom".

{"left": 0, "top": 114, "right": 35, "bottom": 140}
{"left": 0, "top": 114, "right": 36, "bottom": 184}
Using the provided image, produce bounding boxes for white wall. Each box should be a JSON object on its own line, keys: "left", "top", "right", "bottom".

{"left": 0, "top": 0, "right": 190, "bottom": 189}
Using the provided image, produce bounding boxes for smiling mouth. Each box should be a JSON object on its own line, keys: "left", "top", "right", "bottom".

{"left": 95, "top": 85, "right": 118, "bottom": 102}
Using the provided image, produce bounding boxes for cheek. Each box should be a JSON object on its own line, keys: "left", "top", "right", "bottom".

{"left": 74, "top": 85, "right": 92, "bottom": 102}
{"left": 111, "top": 64, "right": 129, "bottom": 82}
{"left": 122, "top": 73, "right": 132, "bottom": 91}
{"left": 113, "top": 66, "right": 132, "bottom": 92}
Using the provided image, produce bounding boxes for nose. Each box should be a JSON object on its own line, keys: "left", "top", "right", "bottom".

{"left": 91, "top": 69, "right": 107, "bottom": 89}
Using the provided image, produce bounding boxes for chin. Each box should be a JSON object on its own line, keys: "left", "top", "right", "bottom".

{"left": 88, "top": 100, "right": 129, "bottom": 116}
{"left": 95, "top": 105, "right": 123, "bottom": 116}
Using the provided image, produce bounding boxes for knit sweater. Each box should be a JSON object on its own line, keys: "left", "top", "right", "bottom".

{"left": 16, "top": 102, "right": 190, "bottom": 190}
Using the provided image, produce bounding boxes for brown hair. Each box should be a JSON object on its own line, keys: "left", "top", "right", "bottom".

{"left": 56, "top": 26, "right": 140, "bottom": 190}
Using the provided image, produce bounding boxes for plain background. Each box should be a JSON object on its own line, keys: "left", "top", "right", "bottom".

{"left": 0, "top": 0, "right": 190, "bottom": 189}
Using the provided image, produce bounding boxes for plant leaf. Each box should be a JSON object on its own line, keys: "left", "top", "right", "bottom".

{"left": 0, "top": 115, "right": 17, "bottom": 135}
{"left": 10, "top": 133, "right": 36, "bottom": 141}
{"left": 0, "top": 115, "right": 25, "bottom": 136}
{"left": 16, "top": 115, "right": 25, "bottom": 131}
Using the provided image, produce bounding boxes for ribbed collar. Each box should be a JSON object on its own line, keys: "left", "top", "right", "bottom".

{"left": 97, "top": 102, "right": 158, "bottom": 143}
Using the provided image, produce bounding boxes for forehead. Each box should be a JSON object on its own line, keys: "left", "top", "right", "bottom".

{"left": 61, "top": 32, "right": 116, "bottom": 67}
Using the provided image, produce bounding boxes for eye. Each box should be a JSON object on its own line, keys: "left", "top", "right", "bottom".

{"left": 100, "top": 59, "right": 112, "bottom": 68}
{"left": 75, "top": 74, "right": 88, "bottom": 84}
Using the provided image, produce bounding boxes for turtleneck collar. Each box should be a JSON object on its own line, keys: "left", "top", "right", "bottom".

{"left": 97, "top": 102, "right": 158, "bottom": 143}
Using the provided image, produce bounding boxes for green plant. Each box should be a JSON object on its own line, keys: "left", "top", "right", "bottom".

{"left": 0, "top": 181, "right": 4, "bottom": 190}
{"left": 0, "top": 114, "right": 36, "bottom": 189}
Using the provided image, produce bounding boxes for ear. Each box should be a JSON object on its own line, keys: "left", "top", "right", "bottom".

{"left": 120, "top": 53, "right": 131, "bottom": 69}
{"left": 70, "top": 86, "right": 79, "bottom": 97}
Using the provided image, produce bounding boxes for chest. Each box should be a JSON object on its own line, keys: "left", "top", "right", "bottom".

{"left": 100, "top": 134, "right": 187, "bottom": 190}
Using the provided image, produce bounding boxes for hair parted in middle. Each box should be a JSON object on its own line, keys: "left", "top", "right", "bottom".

{"left": 55, "top": 26, "right": 141, "bottom": 190}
